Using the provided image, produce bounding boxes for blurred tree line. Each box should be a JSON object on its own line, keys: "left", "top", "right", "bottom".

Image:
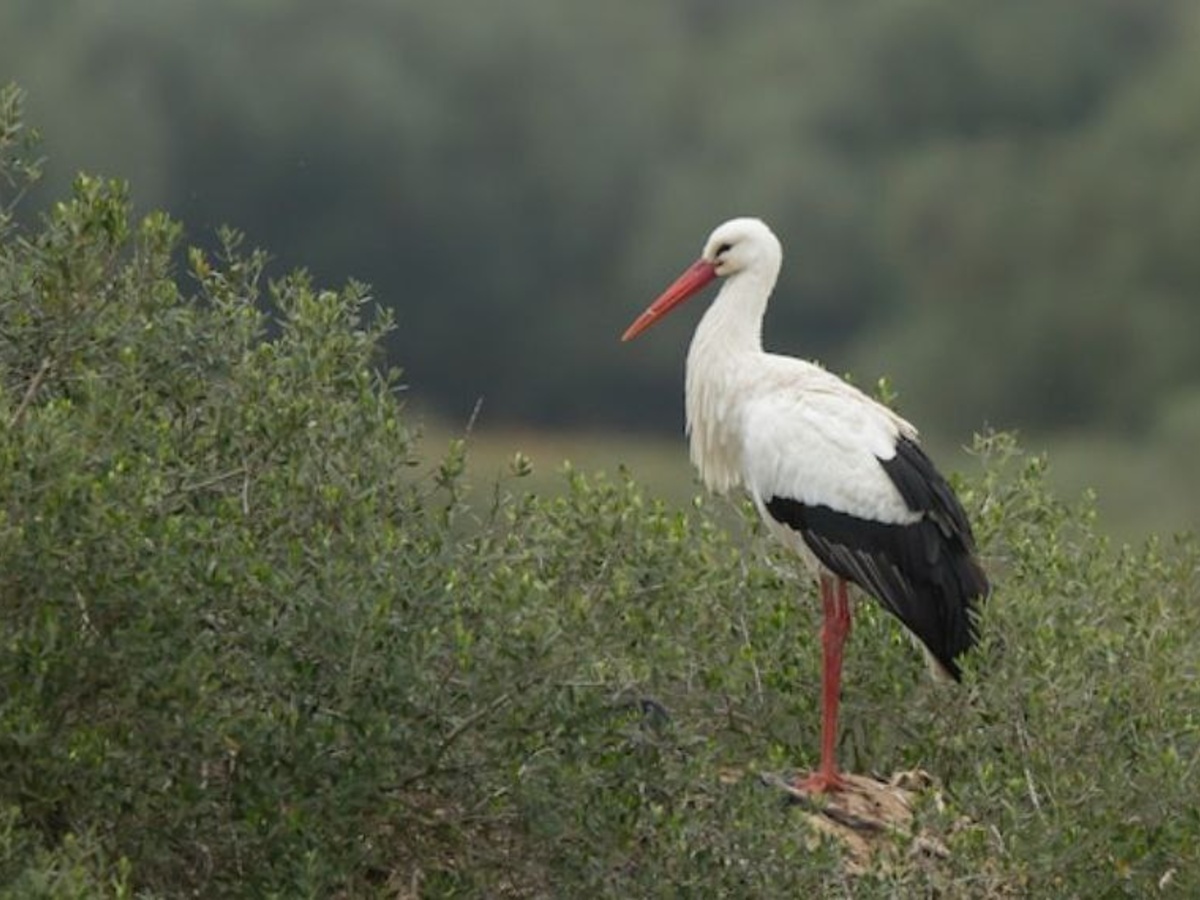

{"left": 3, "top": 0, "right": 1199, "bottom": 442}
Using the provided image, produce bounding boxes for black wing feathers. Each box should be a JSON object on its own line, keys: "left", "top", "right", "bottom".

{"left": 880, "top": 437, "right": 975, "bottom": 547}
{"left": 765, "top": 436, "right": 988, "bottom": 680}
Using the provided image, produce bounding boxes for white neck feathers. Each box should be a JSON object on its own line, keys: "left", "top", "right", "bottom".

{"left": 684, "top": 264, "right": 780, "bottom": 493}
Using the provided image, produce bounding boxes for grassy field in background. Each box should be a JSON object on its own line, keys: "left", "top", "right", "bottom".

{"left": 422, "top": 415, "right": 1198, "bottom": 543}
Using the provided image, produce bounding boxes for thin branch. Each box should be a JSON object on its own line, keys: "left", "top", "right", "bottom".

{"left": 241, "top": 467, "right": 252, "bottom": 516}
{"left": 464, "top": 396, "right": 484, "bottom": 436}
{"left": 393, "top": 691, "right": 514, "bottom": 791}
{"left": 177, "top": 467, "right": 247, "bottom": 495}
{"left": 8, "top": 357, "right": 51, "bottom": 428}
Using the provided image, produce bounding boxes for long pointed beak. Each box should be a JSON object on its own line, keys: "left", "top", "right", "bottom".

{"left": 621, "top": 259, "right": 718, "bottom": 342}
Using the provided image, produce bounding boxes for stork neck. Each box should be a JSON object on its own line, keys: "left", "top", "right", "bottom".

{"left": 690, "top": 265, "right": 776, "bottom": 360}
{"left": 683, "top": 267, "right": 776, "bottom": 494}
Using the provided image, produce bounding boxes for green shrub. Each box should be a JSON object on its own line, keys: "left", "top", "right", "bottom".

{"left": 2, "top": 84, "right": 1198, "bottom": 897}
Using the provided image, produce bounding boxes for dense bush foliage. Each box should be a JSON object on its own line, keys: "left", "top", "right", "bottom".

{"left": 3, "top": 87, "right": 1199, "bottom": 897}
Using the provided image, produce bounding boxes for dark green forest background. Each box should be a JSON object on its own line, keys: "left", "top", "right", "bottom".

{"left": 4, "top": 0, "right": 1200, "bottom": 529}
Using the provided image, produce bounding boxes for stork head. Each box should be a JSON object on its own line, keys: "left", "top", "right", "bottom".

{"left": 621, "top": 217, "right": 782, "bottom": 341}
{"left": 702, "top": 217, "right": 782, "bottom": 278}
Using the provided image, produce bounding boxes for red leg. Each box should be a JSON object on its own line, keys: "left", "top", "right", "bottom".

{"left": 793, "top": 575, "right": 852, "bottom": 794}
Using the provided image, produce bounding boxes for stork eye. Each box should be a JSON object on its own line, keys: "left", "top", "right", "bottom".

{"left": 715, "top": 242, "right": 733, "bottom": 257}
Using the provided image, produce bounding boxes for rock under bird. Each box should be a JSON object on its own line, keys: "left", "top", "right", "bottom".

{"left": 621, "top": 217, "right": 988, "bottom": 793}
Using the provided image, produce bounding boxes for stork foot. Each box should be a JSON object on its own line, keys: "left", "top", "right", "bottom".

{"left": 790, "top": 769, "right": 851, "bottom": 795}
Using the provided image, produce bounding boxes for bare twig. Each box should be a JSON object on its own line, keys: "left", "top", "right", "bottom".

{"left": 736, "top": 608, "right": 764, "bottom": 703}
{"left": 8, "top": 357, "right": 51, "bottom": 428}
{"left": 178, "top": 467, "right": 247, "bottom": 495}
{"left": 436, "top": 691, "right": 513, "bottom": 760}
{"left": 393, "top": 691, "right": 514, "bottom": 791}
{"left": 464, "top": 396, "right": 484, "bottom": 436}
{"left": 241, "top": 467, "right": 252, "bottom": 516}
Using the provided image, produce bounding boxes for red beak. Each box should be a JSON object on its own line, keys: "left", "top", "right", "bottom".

{"left": 621, "top": 259, "right": 718, "bottom": 342}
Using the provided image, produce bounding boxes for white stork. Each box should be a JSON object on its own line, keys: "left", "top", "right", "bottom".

{"left": 621, "top": 217, "right": 988, "bottom": 793}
